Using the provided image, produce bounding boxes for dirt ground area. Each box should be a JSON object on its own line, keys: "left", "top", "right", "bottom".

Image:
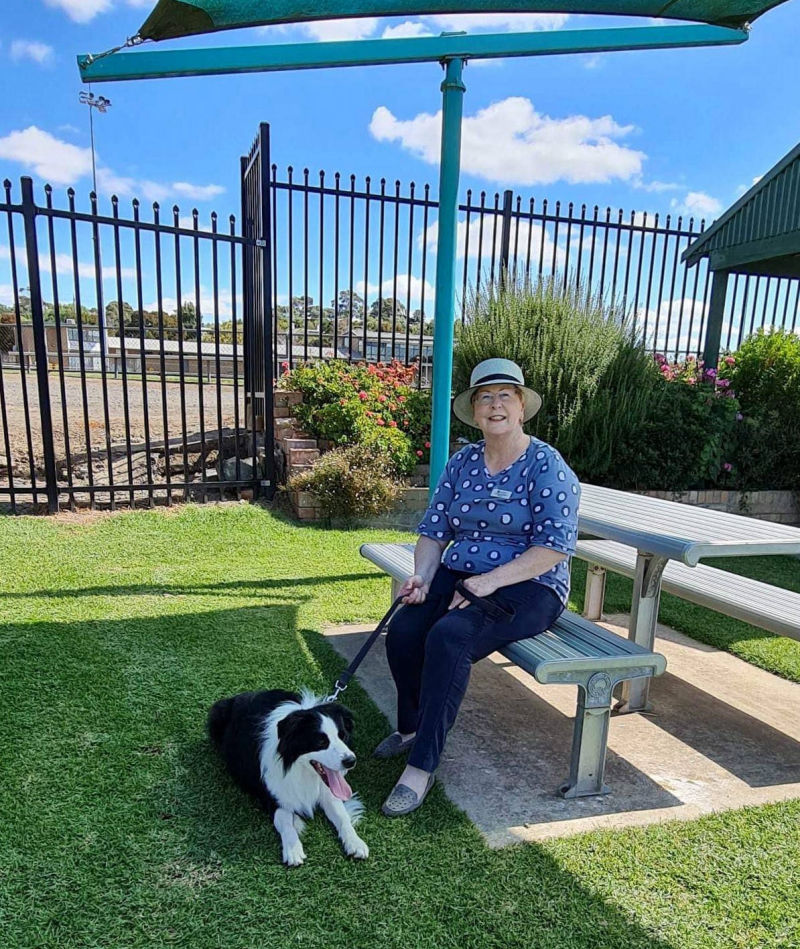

{"left": 0, "top": 372, "right": 245, "bottom": 492}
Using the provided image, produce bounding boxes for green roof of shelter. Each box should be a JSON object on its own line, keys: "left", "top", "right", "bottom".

{"left": 683, "top": 141, "right": 800, "bottom": 277}
{"left": 138, "top": 1, "right": 786, "bottom": 41}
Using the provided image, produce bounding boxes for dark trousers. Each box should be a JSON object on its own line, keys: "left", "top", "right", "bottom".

{"left": 385, "top": 565, "right": 564, "bottom": 773}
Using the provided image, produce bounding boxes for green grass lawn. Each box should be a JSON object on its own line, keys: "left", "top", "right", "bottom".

{"left": 1, "top": 504, "right": 798, "bottom": 949}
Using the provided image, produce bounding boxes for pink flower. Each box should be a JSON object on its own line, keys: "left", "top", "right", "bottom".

{"left": 377, "top": 418, "right": 385, "bottom": 426}
{"left": 416, "top": 449, "right": 423, "bottom": 457}
{"left": 736, "top": 412, "right": 744, "bottom": 421}
{"left": 724, "top": 356, "right": 735, "bottom": 366}
{"left": 358, "top": 390, "right": 368, "bottom": 400}
{"left": 424, "top": 441, "right": 431, "bottom": 449}
{"left": 398, "top": 395, "right": 407, "bottom": 402}
{"left": 388, "top": 420, "right": 397, "bottom": 427}
{"left": 723, "top": 462, "right": 733, "bottom": 472}
{"left": 378, "top": 394, "right": 387, "bottom": 402}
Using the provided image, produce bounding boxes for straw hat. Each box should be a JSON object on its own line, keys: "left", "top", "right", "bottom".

{"left": 452, "top": 357, "right": 542, "bottom": 427}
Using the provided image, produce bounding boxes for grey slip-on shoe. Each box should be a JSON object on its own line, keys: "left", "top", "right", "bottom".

{"left": 372, "top": 732, "right": 416, "bottom": 759}
{"left": 381, "top": 774, "right": 435, "bottom": 817}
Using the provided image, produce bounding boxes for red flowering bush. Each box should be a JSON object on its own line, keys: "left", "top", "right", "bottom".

{"left": 278, "top": 359, "right": 431, "bottom": 475}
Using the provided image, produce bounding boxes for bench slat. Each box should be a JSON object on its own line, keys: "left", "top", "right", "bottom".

{"left": 576, "top": 539, "right": 800, "bottom": 641}
{"left": 360, "top": 543, "right": 665, "bottom": 683}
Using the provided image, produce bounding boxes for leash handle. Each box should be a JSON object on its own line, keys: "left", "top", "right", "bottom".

{"left": 454, "top": 581, "right": 515, "bottom": 622}
{"left": 325, "top": 595, "right": 406, "bottom": 702}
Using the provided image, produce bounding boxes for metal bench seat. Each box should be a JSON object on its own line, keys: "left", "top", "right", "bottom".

{"left": 575, "top": 539, "right": 800, "bottom": 641}
{"left": 360, "top": 542, "right": 666, "bottom": 798}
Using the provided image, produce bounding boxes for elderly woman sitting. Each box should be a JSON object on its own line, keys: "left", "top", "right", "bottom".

{"left": 375, "top": 358, "right": 580, "bottom": 816}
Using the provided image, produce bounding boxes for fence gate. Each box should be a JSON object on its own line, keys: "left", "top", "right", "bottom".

{"left": 0, "top": 168, "right": 266, "bottom": 513}
{"left": 241, "top": 123, "right": 276, "bottom": 500}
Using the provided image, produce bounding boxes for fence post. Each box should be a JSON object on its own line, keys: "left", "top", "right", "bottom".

{"left": 499, "top": 189, "right": 514, "bottom": 288}
{"left": 20, "top": 177, "right": 59, "bottom": 513}
{"left": 702, "top": 270, "right": 729, "bottom": 370}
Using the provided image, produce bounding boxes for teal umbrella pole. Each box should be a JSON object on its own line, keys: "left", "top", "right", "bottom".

{"left": 429, "top": 56, "right": 465, "bottom": 498}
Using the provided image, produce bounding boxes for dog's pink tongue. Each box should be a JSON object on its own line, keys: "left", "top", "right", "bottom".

{"left": 324, "top": 767, "right": 353, "bottom": 801}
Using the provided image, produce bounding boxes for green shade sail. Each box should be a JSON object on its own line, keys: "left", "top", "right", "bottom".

{"left": 139, "top": 0, "right": 787, "bottom": 41}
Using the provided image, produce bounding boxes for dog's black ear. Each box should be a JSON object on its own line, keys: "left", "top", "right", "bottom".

{"left": 331, "top": 704, "right": 354, "bottom": 739}
{"left": 277, "top": 709, "right": 321, "bottom": 772}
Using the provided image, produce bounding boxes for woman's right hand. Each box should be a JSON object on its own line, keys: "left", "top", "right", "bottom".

{"left": 399, "top": 574, "right": 429, "bottom": 605}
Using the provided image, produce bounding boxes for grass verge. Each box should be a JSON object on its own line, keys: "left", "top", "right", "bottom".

{"left": 0, "top": 504, "right": 797, "bottom": 949}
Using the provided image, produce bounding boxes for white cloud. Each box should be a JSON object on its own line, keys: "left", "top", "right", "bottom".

{"left": 10, "top": 40, "right": 54, "bottom": 64}
{"left": 300, "top": 18, "right": 380, "bottom": 42}
{"left": 642, "top": 296, "right": 709, "bottom": 354}
{"left": 382, "top": 21, "right": 433, "bottom": 40}
{"left": 632, "top": 178, "right": 681, "bottom": 193}
{"left": 371, "top": 97, "right": 645, "bottom": 186}
{"left": 40, "top": 252, "right": 137, "bottom": 282}
{"left": 144, "top": 288, "right": 241, "bottom": 320}
{"left": 173, "top": 182, "right": 225, "bottom": 201}
{"left": 43, "top": 0, "right": 151, "bottom": 22}
{"left": 421, "top": 215, "right": 563, "bottom": 273}
{"left": 178, "top": 216, "right": 214, "bottom": 233}
{"left": 0, "top": 126, "right": 92, "bottom": 185}
{"left": 670, "top": 191, "right": 723, "bottom": 220}
{"left": 0, "top": 127, "right": 224, "bottom": 204}
{"left": 44, "top": 0, "right": 111, "bottom": 22}
{"left": 427, "top": 13, "right": 569, "bottom": 32}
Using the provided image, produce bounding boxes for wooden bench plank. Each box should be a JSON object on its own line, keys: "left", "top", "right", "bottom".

{"left": 576, "top": 539, "right": 800, "bottom": 641}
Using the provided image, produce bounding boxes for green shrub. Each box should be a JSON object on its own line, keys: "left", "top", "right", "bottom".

{"left": 728, "top": 329, "right": 800, "bottom": 490}
{"left": 608, "top": 371, "right": 740, "bottom": 490}
{"left": 454, "top": 275, "right": 662, "bottom": 482}
{"left": 288, "top": 445, "right": 400, "bottom": 519}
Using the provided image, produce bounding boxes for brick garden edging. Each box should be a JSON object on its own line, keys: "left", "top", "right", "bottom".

{"left": 274, "top": 391, "right": 323, "bottom": 521}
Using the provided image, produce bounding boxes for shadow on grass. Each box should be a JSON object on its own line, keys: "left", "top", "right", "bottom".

{"left": 0, "top": 572, "right": 380, "bottom": 600}
{"left": 2, "top": 603, "right": 681, "bottom": 948}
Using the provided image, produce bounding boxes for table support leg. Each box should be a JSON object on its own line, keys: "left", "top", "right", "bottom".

{"left": 616, "top": 552, "right": 667, "bottom": 714}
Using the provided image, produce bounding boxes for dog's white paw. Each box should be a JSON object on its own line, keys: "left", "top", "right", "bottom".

{"left": 283, "top": 841, "right": 306, "bottom": 867}
{"left": 343, "top": 835, "right": 369, "bottom": 859}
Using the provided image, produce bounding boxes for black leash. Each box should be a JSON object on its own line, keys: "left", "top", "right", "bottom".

{"left": 324, "top": 580, "right": 515, "bottom": 703}
{"left": 325, "top": 595, "right": 406, "bottom": 702}
{"left": 455, "top": 581, "right": 516, "bottom": 621}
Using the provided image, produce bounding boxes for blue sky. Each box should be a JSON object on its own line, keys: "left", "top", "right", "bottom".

{"left": 1, "top": 1, "right": 798, "bottom": 347}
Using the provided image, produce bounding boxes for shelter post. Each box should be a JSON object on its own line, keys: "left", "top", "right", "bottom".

{"left": 702, "top": 270, "right": 730, "bottom": 369}
{"left": 429, "top": 56, "right": 466, "bottom": 496}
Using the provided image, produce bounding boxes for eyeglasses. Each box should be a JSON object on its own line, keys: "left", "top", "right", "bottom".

{"left": 474, "top": 390, "right": 515, "bottom": 406}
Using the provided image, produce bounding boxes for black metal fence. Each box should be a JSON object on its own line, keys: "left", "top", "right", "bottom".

{"left": 269, "top": 170, "right": 800, "bottom": 382}
{"left": 0, "top": 175, "right": 268, "bottom": 514}
{"left": 4, "top": 122, "right": 800, "bottom": 514}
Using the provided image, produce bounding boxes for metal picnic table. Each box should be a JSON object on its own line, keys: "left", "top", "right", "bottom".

{"left": 577, "top": 483, "right": 800, "bottom": 712}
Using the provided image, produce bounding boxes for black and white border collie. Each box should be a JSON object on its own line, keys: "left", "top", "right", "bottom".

{"left": 208, "top": 689, "right": 368, "bottom": 866}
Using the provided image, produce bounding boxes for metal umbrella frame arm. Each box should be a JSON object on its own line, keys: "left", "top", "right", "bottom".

{"left": 76, "top": 19, "right": 751, "bottom": 492}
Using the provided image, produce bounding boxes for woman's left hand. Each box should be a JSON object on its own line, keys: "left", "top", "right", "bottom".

{"left": 448, "top": 573, "right": 499, "bottom": 610}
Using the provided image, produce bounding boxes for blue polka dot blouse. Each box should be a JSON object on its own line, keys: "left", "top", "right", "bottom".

{"left": 417, "top": 437, "right": 580, "bottom": 605}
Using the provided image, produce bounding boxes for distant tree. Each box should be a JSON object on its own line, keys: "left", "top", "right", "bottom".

{"left": 368, "top": 297, "right": 407, "bottom": 331}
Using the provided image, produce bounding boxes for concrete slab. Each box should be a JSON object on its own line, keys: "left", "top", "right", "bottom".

{"left": 321, "top": 613, "right": 800, "bottom": 847}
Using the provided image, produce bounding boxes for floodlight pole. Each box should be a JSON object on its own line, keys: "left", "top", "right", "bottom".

{"left": 429, "top": 56, "right": 465, "bottom": 493}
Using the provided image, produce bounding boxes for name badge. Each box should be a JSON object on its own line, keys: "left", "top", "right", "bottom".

{"left": 490, "top": 488, "right": 512, "bottom": 500}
